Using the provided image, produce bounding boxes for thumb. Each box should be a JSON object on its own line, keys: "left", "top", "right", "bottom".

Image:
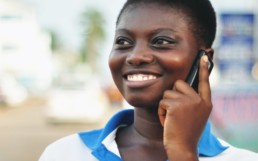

{"left": 198, "top": 55, "right": 212, "bottom": 102}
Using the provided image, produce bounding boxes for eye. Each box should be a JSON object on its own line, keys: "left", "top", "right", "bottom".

{"left": 115, "top": 37, "right": 133, "bottom": 46}
{"left": 154, "top": 39, "right": 170, "bottom": 45}
{"left": 151, "top": 36, "right": 175, "bottom": 48}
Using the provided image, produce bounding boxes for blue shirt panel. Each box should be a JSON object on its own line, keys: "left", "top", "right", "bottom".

{"left": 79, "top": 109, "right": 228, "bottom": 160}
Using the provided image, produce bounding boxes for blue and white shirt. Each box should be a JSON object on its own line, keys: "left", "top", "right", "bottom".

{"left": 39, "top": 109, "right": 258, "bottom": 161}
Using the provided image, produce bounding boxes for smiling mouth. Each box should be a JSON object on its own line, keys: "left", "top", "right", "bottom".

{"left": 127, "top": 74, "right": 158, "bottom": 82}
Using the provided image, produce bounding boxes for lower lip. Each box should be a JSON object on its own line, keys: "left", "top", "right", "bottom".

{"left": 124, "top": 78, "right": 160, "bottom": 89}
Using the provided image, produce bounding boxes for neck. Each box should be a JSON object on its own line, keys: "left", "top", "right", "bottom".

{"left": 116, "top": 108, "right": 167, "bottom": 161}
{"left": 133, "top": 107, "right": 164, "bottom": 141}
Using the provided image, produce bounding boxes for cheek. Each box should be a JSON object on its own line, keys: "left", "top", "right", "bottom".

{"left": 160, "top": 56, "right": 192, "bottom": 80}
{"left": 108, "top": 52, "right": 125, "bottom": 89}
{"left": 108, "top": 52, "right": 124, "bottom": 74}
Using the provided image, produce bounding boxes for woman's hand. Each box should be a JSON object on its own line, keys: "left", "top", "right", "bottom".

{"left": 158, "top": 55, "right": 212, "bottom": 161}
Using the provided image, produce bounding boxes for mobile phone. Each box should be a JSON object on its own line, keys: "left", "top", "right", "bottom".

{"left": 185, "top": 50, "right": 213, "bottom": 92}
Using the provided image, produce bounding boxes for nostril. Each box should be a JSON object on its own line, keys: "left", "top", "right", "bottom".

{"left": 126, "top": 56, "right": 141, "bottom": 65}
{"left": 126, "top": 54, "right": 154, "bottom": 66}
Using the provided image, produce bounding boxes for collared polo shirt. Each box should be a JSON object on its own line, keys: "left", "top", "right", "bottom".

{"left": 39, "top": 109, "right": 258, "bottom": 161}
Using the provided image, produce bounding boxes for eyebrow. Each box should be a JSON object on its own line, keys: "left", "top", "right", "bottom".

{"left": 115, "top": 29, "right": 131, "bottom": 34}
{"left": 115, "top": 28, "right": 177, "bottom": 34}
{"left": 151, "top": 28, "right": 177, "bottom": 34}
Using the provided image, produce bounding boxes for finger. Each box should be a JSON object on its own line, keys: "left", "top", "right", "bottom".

{"left": 163, "top": 90, "right": 183, "bottom": 99}
{"left": 158, "top": 100, "right": 167, "bottom": 127}
{"left": 198, "top": 55, "right": 211, "bottom": 102}
{"left": 158, "top": 99, "right": 174, "bottom": 127}
{"left": 173, "top": 80, "right": 196, "bottom": 95}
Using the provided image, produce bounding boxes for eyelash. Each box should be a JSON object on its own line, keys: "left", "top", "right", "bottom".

{"left": 114, "top": 36, "right": 176, "bottom": 50}
{"left": 151, "top": 36, "right": 175, "bottom": 48}
{"left": 115, "top": 37, "right": 133, "bottom": 46}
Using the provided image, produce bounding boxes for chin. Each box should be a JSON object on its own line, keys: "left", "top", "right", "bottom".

{"left": 126, "top": 97, "right": 160, "bottom": 109}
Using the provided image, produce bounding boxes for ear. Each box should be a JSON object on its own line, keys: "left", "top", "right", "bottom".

{"left": 204, "top": 48, "right": 214, "bottom": 60}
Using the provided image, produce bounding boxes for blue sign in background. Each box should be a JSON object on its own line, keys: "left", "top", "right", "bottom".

{"left": 217, "top": 13, "right": 255, "bottom": 81}
{"left": 212, "top": 13, "right": 258, "bottom": 152}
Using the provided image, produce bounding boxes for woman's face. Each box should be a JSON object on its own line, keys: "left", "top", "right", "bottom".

{"left": 109, "top": 4, "right": 200, "bottom": 108}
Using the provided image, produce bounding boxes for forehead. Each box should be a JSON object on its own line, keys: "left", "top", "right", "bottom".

{"left": 117, "top": 3, "right": 191, "bottom": 33}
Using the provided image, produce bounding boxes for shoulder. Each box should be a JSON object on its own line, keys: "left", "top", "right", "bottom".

{"left": 219, "top": 139, "right": 258, "bottom": 160}
{"left": 200, "top": 139, "right": 258, "bottom": 161}
{"left": 38, "top": 109, "right": 134, "bottom": 161}
{"left": 38, "top": 133, "right": 97, "bottom": 161}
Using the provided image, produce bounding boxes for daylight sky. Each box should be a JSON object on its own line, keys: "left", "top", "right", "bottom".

{"left": 17, "top": 0, "right": 257, "bottom": 52}
{"left": 19, "top": 0, "right": 126, "bottom": 51}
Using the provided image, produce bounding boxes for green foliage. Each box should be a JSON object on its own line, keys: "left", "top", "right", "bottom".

{"left": 80, "top": 8, "right": 106, "bottom": 71}
{"left": 48, "top": 30, "right": 62, "bottom": 51}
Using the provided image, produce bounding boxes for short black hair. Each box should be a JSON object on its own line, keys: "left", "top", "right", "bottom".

{"left": 116, "top": 0, "right": 217, "bottom": 48}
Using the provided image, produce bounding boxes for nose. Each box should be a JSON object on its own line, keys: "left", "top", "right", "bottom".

{"left": 126, "top": 44, "right": 154, "bottom": 66}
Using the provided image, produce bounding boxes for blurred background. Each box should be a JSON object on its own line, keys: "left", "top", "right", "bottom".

{"left": 0, "top": 0, "right": 257, "bottom": 161}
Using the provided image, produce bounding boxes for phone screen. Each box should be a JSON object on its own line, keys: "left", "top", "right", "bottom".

{"left": 185, "top": 50, "right": 213, "bottom": 92}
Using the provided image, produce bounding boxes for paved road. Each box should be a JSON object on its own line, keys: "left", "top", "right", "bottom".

{"left": 0, "top": 99, "right": 117, "bottom": 161}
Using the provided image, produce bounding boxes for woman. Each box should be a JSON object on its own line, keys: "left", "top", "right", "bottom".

{"left": 39, "top": 0, "right": 258, "bottom": 160}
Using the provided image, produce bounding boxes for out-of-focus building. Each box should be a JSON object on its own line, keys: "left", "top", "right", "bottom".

{"left": 0, "top": 0, "right": 52, "bottom": 105}
{"left": 211, "top": 0, "right": 258, "bottom": 82}
{"left": 210, "top": 0, "right": 258, "bottom": 152}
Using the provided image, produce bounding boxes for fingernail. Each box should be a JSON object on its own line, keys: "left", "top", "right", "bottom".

{"left": 203, "top": 55, "right": 208, "bottom": 63}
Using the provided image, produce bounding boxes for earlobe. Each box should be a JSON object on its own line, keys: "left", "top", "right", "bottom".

{"left": 204, "top": 48, "right": 214, "bottom": 60}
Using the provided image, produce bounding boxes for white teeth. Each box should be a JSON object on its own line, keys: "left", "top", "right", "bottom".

{"left": 127, "top": 74, "right": 157, "bottom": 81}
